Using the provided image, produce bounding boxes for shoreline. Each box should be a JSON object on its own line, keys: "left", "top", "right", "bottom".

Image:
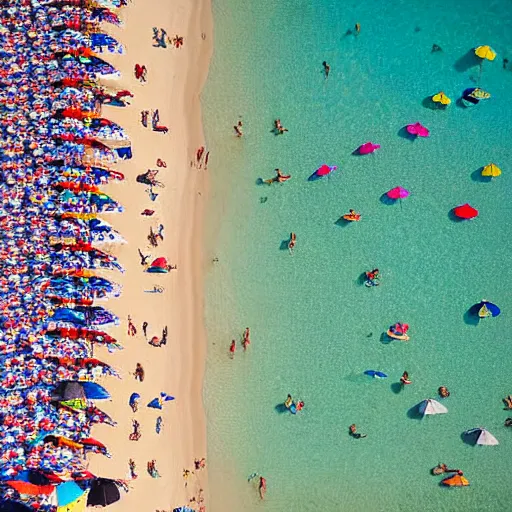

{"left": 87, "top": 1, "right": 213, "bottom": 511}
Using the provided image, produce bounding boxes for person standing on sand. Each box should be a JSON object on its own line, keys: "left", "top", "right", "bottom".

{"left": 229, "top": 339, "right": 236, "bottom": 358}
{"left": 234, "top": 120, "right": 243, "bottom": 137}
{"left": 142, "top": 321, "right": 148, "bottom": 338}
{"left": 259, "top": 476, "right": 267, "bottom": 500}
{"left": 127, "top": 315, "right": 137, "bottom": 336}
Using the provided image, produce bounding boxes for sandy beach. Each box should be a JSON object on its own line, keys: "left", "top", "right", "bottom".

{"left": 87, "top": 1, "right": 213, "bottom": 510}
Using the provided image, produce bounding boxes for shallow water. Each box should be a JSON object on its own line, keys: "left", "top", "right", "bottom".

{"left": 203, "top": 1, "right": 512, "bottom": 510}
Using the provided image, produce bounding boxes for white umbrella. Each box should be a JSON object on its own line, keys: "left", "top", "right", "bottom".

{"left": 465, "top": 427, "right": 499, "bottom": 446}
{"left": 418, "top": 399, "right": 448, "bottom": 416}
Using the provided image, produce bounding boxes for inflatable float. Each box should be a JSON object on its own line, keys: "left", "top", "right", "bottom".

{"left": 342, "top": 212, "right": 361, "bottom": 222}
{"left": 387, "top": 323, "right": 410, "bottom": 341}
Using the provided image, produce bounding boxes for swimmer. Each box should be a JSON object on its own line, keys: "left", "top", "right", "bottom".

{"left": 349, "top": 424, "right": 367, "bottom": 439}
{"left": 242, "top": 327, "right": 250, "bottom": 350}
{"left": 284, "top": 394, "right": 293, "bottom": 409}
{"left": 355, "top": 22, "right": 361, "bottom": 35}
{"left": 234, "top": 120, "right": 243, "bottom": 137}
{"left": 504, "top": 58, "right": 509, "bottom": 70}
{"left": 288, "top": 232, "right": 296, "bottom": 253}
{"left": 274, "top": 118, "right": 288, "bottom": 135}
{"left": 503, "top": 395, "right": 512, "bottom": 409}
{"left": 264, "top": 168, "right": 291, "bottom": 185}
{"left": 431, "top": 44, "right": 442, "bottom": 53}
{"left": 259, "top": 476, "right": 267, "bottom": 500}
{"left": 438, "top": 386, "right": 450, "bottom": 398}
{"left": 505, "top": 418, "right": 512, "bottom": 427}
{"left": 229, "top": 339, "right": 236, "bottom": 359}
{"left": 296, "top": 400, "right": 305, "bottom": 411}
{"left": 400, "top": 371, "right": 412, "bottom": 385}
{"left": 322, "top": 60, "right": 330, "bottom": 79}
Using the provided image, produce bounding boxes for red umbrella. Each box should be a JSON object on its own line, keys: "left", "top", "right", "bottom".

{"left": 151, "top": 257, "right": 168, "bottom": 269}
{"left": 81, "top": 438, "right": 107, "bottom": 449}
{"left": 386, "top": 186, "right": 409, "bottom": 200}
{"left": 454, "top": 203, "right": 478, "bottom": 219}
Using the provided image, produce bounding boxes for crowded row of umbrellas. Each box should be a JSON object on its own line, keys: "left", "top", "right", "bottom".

{"left": 0, "top": 0, "right": 131, "bottom": 510}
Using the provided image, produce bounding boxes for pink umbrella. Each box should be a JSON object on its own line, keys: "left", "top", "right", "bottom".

{"left": 386, "top": 186, "right": 409, "bottom": 200}
{"left": 358, "top": 142, "right": 380, "bottom": 155}
{"left": 406, "top": 122, "right": 429, "bottom": 137}
{"left": 315, "top": 164, "right": 337, "bottom": 176}
{"left": 454, "top": 203, "right": 478, "bottom": 219}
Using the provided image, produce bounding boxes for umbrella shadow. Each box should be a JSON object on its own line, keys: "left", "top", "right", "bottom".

{"left": 461, "top": 430, "right": 478, "bottom": 445}
{"left": 335, "top": 216, "right": 352, "bottom": 227}
{"left": 256, "top": 178, "right": 266, "bottom": 186}
{"left": 308, "top": 172, "right": 322, "bottom": 182}
{"left": 380, "top": 332, "right": 393, "bottom": 344}
{"left": 275, "top": 403, "right": 289, "bottom": 414}
{"left": 471, "top": 168, "right": 491, "bottom": 183}
{"left": 463, "top": 303, "right": 481, "bottom": 326}
{"left": 356, "top": 272, "right": 367, "bottom": 286}
{"left": 380, "top": 193, "right": 396, "bottom": 205}
{"left": 397, "top": 126, "right": 417, "bottom": 141}
{"left": 447, "top": 208, "right": 464, "bottom": 222}
{"left": 351, "top": 147, "right": 365, "bottom": 156}
{"left": 421, "top": 96, "right": 449, "bottom": 111}
{"left": 279, "top": 239, "right": 290, "bottom": 251}
{"left": 407, "top": 403, "right": 423, "bottom": 420}
{"left": 454, "top": 50, "right": 481, "bottom": 73}
{"left": 391, "top": 382, "right": 403, "bottom": 394}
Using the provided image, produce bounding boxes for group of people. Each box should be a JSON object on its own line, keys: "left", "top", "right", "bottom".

{"left": 229, "top": 327, "right": 250, "bottom": 357}
{"left": 0, "top": 0, "right": 132, "bottom": 510}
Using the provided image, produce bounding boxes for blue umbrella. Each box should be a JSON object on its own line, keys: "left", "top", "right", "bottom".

{"left": 129, "top": 393, "right": 140, "bottom": 407}
{"left": 81, "top": 382, "right": 110, "bottom": 400}
{"left": 476, "top": 300, "right": 500, "bottom": 318}
{"left": 57, "top": 481, "right": 85, "bottom": 506}
{"left": 148, "top": 392, "right": 175, "bottom": 409}
{"left": 364, "top": 370, "right": 388, "bottom": 379}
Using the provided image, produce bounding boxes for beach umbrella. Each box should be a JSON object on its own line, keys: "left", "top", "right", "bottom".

{"left": 56, "top": 482, "right": 85, "bottom": 507}
{"left": 129, "top": 393, "right": 140, "bottom": 408}
{"left": 315, "top": 164, "right": 337, "bottom": 177}
{"left": 442, "top": 474, "right": 470, "bottom": 487}
{"left": 6, "top": 481, "right": 54, "bottom": 496}
{"left": 87, "top": 478, "right": 121, "bottom": 507}
{"left": 386, "top": 186, "right": 409, "bottom": 200}
{"left": 147, "top": 257, "right": 170, "bottom": 273}
{"left": 464, "top": 427, "right": 499, "bottom": 445}
{"left": 432, "top": 91, "right": 451, "bottom": 105}
{"left": 475, "top": 45, "right": 496, "bottom": 61}
{"left": 454, "top": 203, "right": 478, "bottom": 219}
{"left": 406, "top": 122, "right": 429, "bottom": 137}
{"left": 364, "top": 370, "right": 388, "bottom": 379}
{"left": 481, "top": 163, "right": 501, "bottom": 178}
{"left": 81, "top": 381, "right": 110, "bottom": 400}
{"left": 148, "top": 392, "right": 175, "bottom": 409}
{"left": 358, "top": 142, "right": 380, "bottom": 155}
{"left": 417, "top": 399, "right": 448, "bottom": 416}
{"left": 475, "top": 299, "right": 500, "bottom": 318}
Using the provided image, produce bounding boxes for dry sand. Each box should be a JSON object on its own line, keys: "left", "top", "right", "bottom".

{"left": 86, "top": 1, "right": 213, "bottom": 510}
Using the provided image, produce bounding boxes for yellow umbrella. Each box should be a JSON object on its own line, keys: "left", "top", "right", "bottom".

{"left": 432, "top": 91, "right": 451, "bottom": 105}
{"left": 475, "top": 45, "right": 496, "bottom": 61}
{"left": 482, "top": 163, "right": 501, "bottom": 178}
{"left": 57, "top": 491, "right": 88, "bottom": 512}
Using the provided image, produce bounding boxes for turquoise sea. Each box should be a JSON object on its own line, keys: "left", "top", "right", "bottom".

{"left": 202, "top": 1, "right": 512, "bottom": 510}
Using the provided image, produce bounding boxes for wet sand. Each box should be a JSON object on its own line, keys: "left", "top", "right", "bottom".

{"left": 87, "top": 0, "right": 213, "bottom": 510}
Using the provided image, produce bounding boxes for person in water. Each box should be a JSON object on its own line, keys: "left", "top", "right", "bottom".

{"left": 322, "top": 61, "right": 330, "bottom": 78}
{"left": 503, "top": 58, "right": 509, "bottom": 70}
{"left": 288, "top": 232, "right": 296, "bottom": 252}
{"left": 439, "top": 386, "right": 450, "bottom": 398}
{"left": 505, "top": 418, "right": 512, "bottom": 427}
{"left": 229, "top": 339, "right": 236, "bottom": 359}
{"left": 242, "top": 327, "right": 250, "bottom": 350}
{"left": 391, "top": 322, "right": 409, "bottom": 335}
{"left": 296, "top": 400, "right": 305, "bottom": 411}
{"left": 284, "top": 394, "right": 293, "bottom": 409}
{"left": 400, "top": 371, "right": 411, "bottom": 385}
{"left": 355, "top": 22, "right": 361, "bottom": 35}
{"left": 259, "top": 476, "right": 267, "bottom": 500}
{"left": 366, "top": 268, "right": 379, "bottom": 280}
{"left": 234, "top": 120, "right": 243, "bottom": 137}
{"left": 274, "top": 119, "right": 288, "bottom": 134}
{"left": 349, "top": 424, "right": 367, "bottom": 439}
{"left": 431, "top": 44, "right": 442, "bottom": 52}
{"left": 265, "top": 168, "right": 291, "bottom": 185}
